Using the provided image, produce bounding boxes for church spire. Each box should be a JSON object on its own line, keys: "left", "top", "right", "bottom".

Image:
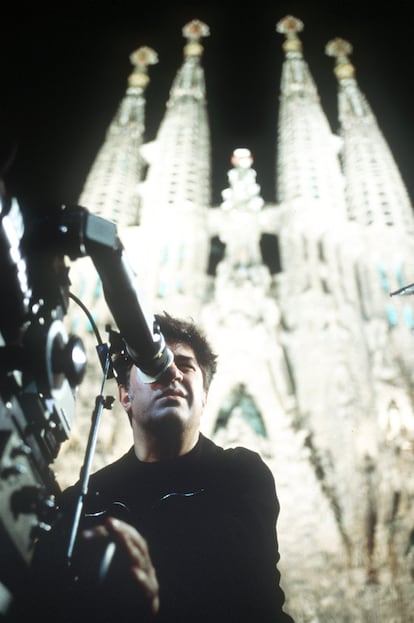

{"left": 138, "top": 20, "right": 212, "bottom": 314}
{"left": 326, "top": 37, "right": 414, "bottom": 233}
{"left": 326, "top": 37, "right": 414, "bottom": 328}
{"left": 78, "top": 45, "right": 158, "bottom": 227}
{"left": 167, "top": 19, "right": 210, "bottom": 105}
{"left": 275, "top": 15, "right": 347, "bottom": 305}
{"left": 277, "top": 14, "right": 303, "bottom": 56}
{"left": 275, "top": 16, "right": 345, "bottom": 221}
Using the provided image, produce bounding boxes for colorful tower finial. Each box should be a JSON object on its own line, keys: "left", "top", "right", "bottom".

{"left": 128, "top": 46, "right": 158, "bottom": 89}
{"left": 325, "top": 38, "right": 355, "bottom": 80}
{"left": 276, "top": 15, "right": 304, "bottom": 54}
{"left": 182, "top": 19, "right": 210, "bottom": 58}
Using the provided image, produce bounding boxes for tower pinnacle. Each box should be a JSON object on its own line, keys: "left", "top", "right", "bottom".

{"left": 325, "top": 38, "right": 355, "bottom": 81}
{"left": 183, "top": 19, "right": 210, "bottom": 58}
{"left": 128, "top": 46, "right": 158, "bottom": 89}
{"left": 276, "top": 15, "right": 304, "bottom": 55}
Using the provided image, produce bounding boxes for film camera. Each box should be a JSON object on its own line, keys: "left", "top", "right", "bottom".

{"left": 0, "top": 182, "right": 172, "bottom": 615}
{"left": 0, "top": 187, "right": 90, "bottom": 611}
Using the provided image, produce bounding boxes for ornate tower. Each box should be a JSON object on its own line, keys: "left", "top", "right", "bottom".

{"left": 137, "top": 19, "right": 212, "bottom": 317}
{"left": 78, "top": 46, "right": 158, "bottom": 226}
{"left": 275, "top": 16, "right": 346, "bottom": 216}
{"left": 275, "top": 15, "right": 365, "bottom": 512}
{"left": 326, "top": 37, "right": 414, "bottom": 332}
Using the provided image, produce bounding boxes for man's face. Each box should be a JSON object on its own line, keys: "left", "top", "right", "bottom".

{"left": 120, "top": 341, "right": 207, "bottom": 436}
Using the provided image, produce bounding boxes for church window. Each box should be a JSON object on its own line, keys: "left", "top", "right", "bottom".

{"left": 214, "top": 383, "right": 267, "bottom": 437}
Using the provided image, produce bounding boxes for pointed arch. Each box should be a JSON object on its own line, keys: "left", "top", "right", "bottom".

{"left": 213, "top": 382, "right": 268, "bottom": 437}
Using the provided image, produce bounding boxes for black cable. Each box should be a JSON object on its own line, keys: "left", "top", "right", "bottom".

{"left": 68, "top": 291, "right": 104, "bottom": 346}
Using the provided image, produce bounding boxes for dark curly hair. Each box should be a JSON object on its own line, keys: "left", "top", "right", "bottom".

{"left": 113, "top": 312, "right": 218, "bottom": 390}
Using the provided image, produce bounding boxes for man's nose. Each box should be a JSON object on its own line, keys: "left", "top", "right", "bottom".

{"left": 158, "top": 360, "right": 183, "bottom": 385}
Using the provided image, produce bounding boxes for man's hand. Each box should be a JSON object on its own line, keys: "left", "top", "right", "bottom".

{"left": 82, "top": 517, "right": 160, "bottom": 615}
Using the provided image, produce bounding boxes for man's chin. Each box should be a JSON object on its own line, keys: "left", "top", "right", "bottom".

{"left": 149, "top": 410, "right": 187, "bottom": 432}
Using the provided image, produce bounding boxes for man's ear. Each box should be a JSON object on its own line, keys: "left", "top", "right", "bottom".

{"left": 118, "top": 384, "right": 131, "bottom": 410}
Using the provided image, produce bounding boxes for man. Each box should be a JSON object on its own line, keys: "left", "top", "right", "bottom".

{"left": 15, "top": 312, "right": 294, "bottom": 622}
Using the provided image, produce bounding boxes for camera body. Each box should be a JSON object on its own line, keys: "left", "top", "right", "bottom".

{"left": 0, "top": 187, "right": 87, "bottom": 605}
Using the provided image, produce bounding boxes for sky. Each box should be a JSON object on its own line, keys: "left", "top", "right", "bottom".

{"left": 1, "top": 1, "right": 413, "bottom": 217}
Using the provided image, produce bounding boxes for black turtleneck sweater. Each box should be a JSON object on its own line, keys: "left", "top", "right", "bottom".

{"left": 13, "top": 434, "right": 294, "bottom": 623}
